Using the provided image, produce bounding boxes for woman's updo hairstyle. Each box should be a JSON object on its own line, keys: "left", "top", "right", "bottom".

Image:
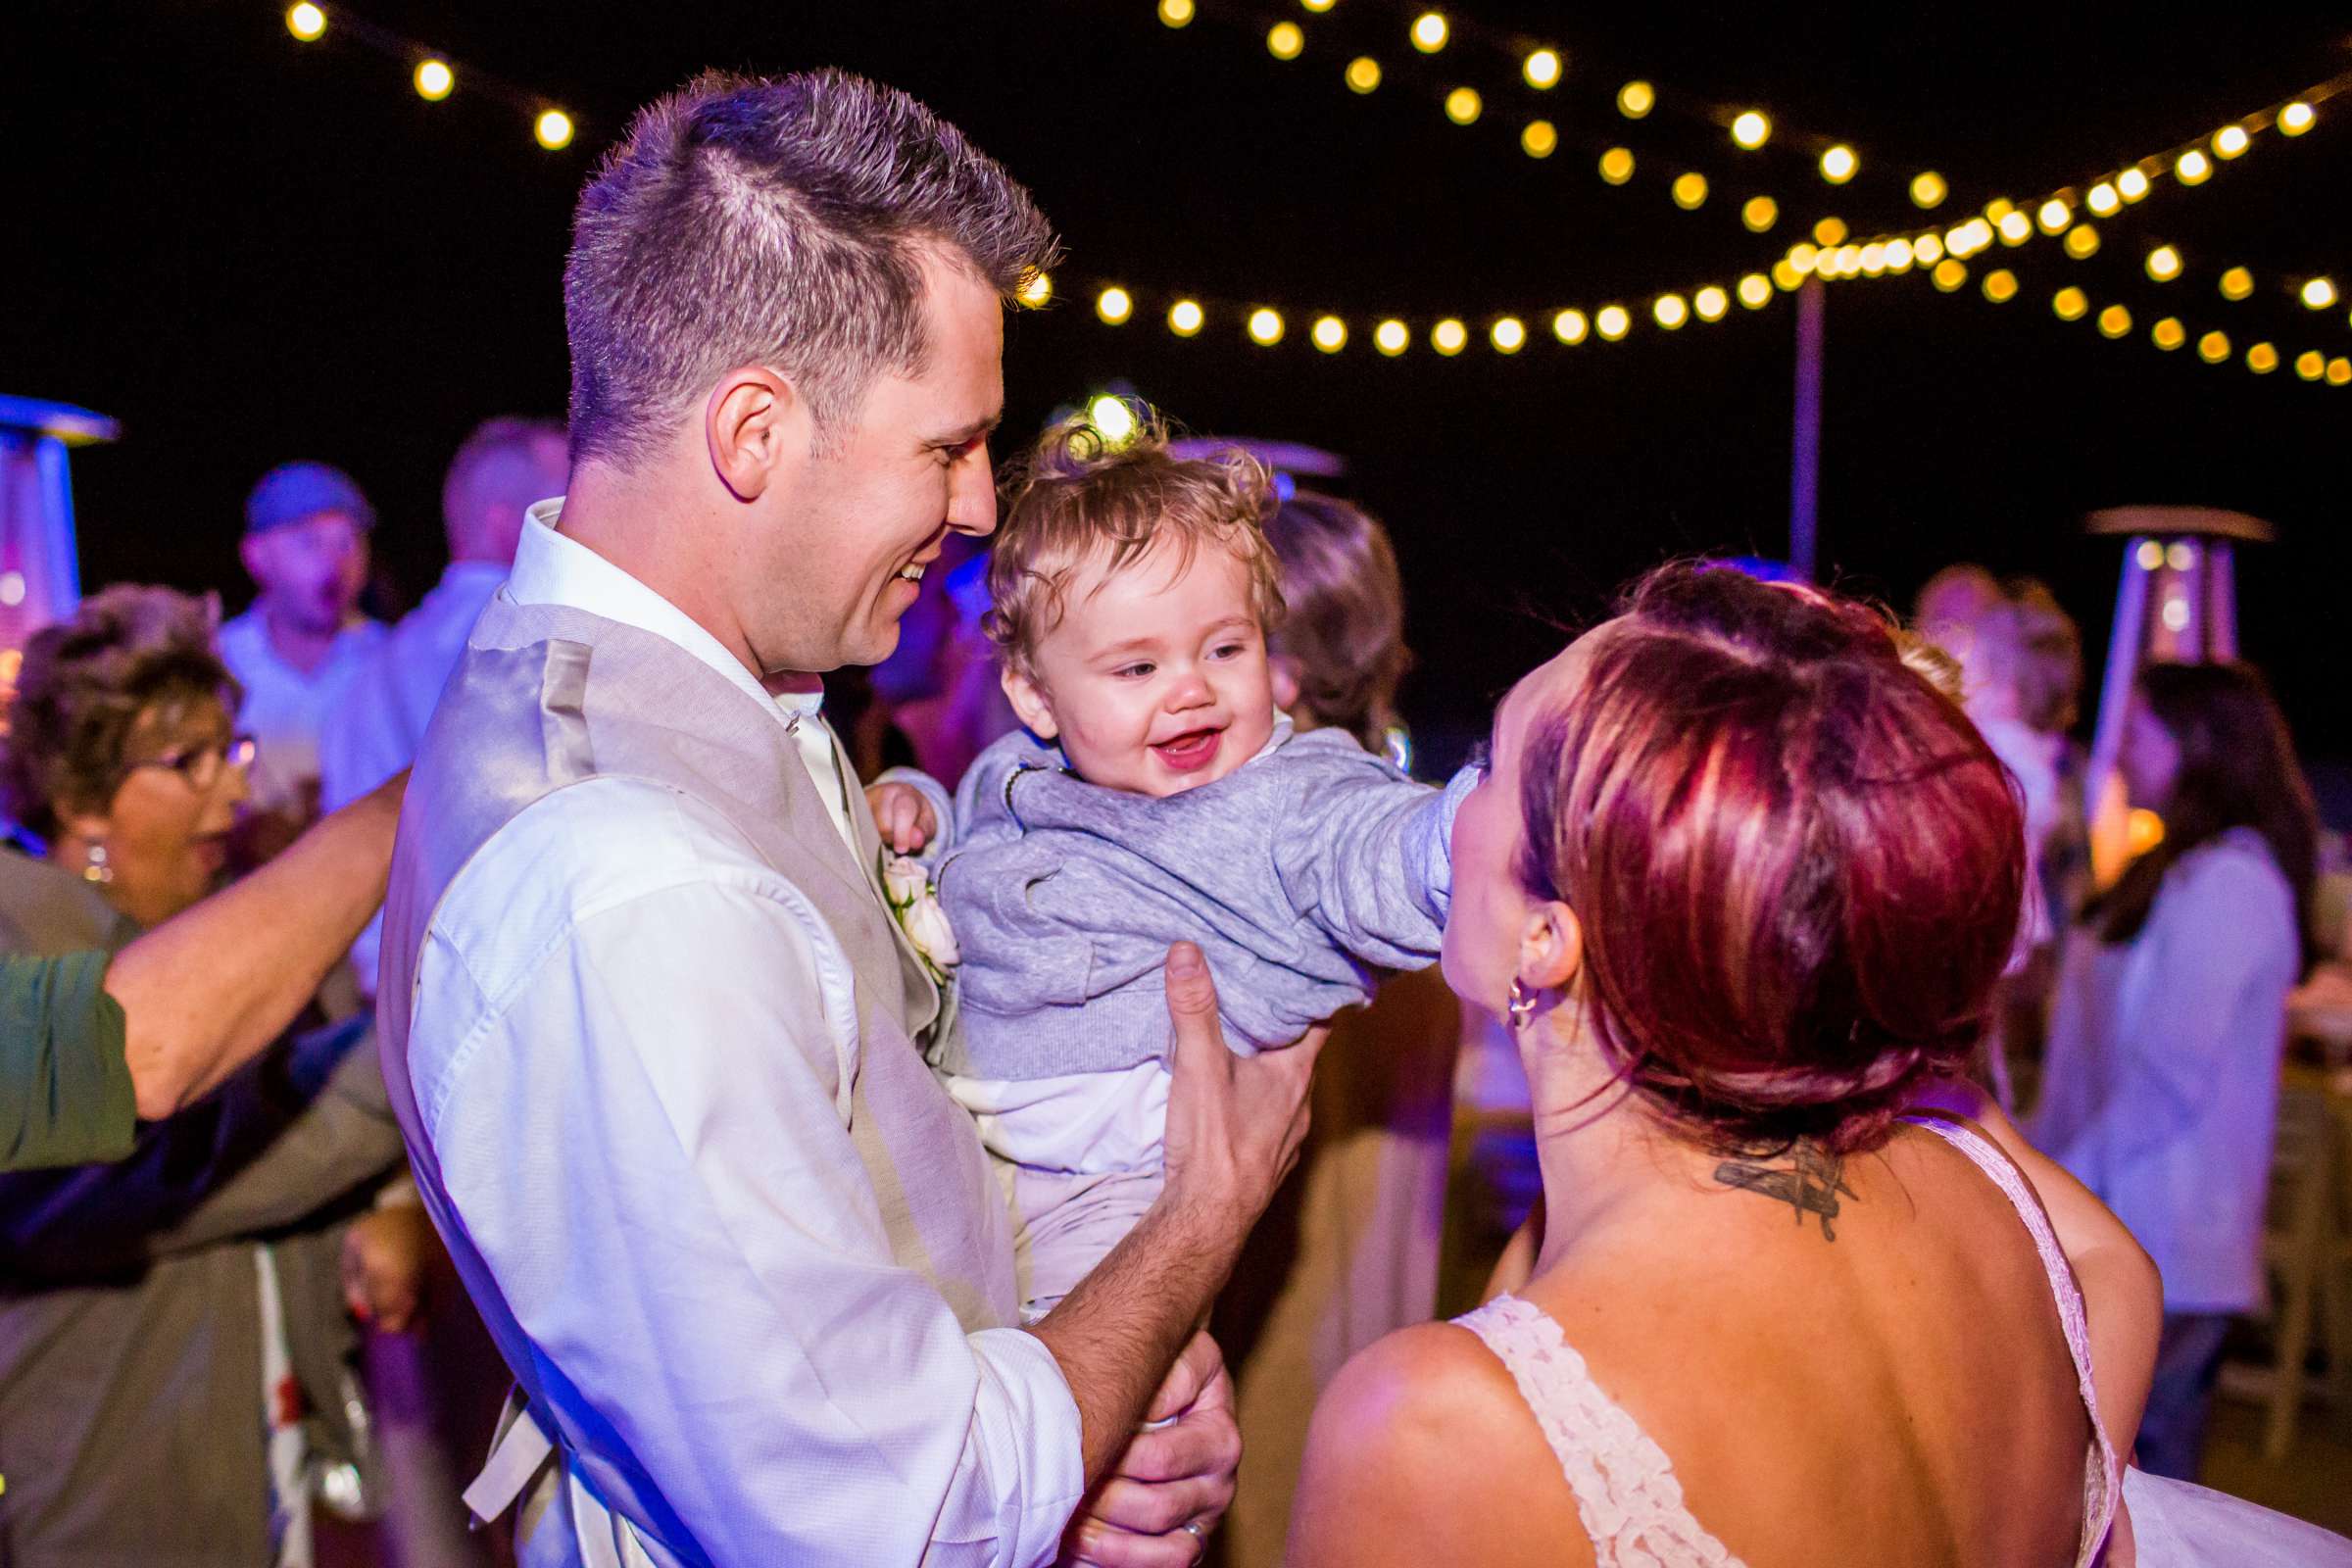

{"left": 1517, "top": 564, "right": 2023, "bottom": 1155}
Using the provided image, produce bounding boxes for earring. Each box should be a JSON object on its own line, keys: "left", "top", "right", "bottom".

{"left": 81, "top": 841, "right": 114, "bottom": 885}
{"left": 1506, "top": 978, "right": 1538, "bottom": 1028}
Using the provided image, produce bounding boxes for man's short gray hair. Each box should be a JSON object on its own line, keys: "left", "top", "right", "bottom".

{"left": 564, "top": 70, "right": 1059, "bottom": 467}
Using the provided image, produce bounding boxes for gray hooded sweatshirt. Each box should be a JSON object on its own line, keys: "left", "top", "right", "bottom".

{"left": 903, "top": 719, "right": 1473, "bottom": 1080}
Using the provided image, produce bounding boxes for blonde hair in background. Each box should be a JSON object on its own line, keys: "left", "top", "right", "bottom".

{"left": 1263, "top": 491, "right": 1411, "bottom": 752}
{"left": 984, "top": 410, "right": 1285, "bottom": 680}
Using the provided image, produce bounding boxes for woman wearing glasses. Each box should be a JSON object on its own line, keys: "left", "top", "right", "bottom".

{"left": 0, "top": 585, "right": 411, "bottom": 1565}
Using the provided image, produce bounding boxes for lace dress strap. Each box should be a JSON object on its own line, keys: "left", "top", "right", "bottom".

{"left": 1899, "top": 1114, "right": 2122, "bottom": 1566}
{"left": 1454, "top": 1295, "right": 1747, "bottom": 1568}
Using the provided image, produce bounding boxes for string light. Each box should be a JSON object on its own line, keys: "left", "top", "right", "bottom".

{"left": 2098, "top": 304, "right": 2132, "bottom": 338}
{"left": 1598, "top": 147, "right": 1635, "bottom": 184}
{"left": 1521, "top": 121, "right": 1557, "bottom": 158}
{"left": 2175, "top": 148, "right": 2212, "bottom": 184}
{"left": 1997, "top": 210, "right": 2032, "bottom": 245}
{"left": 1096, "top": 286, "right": 1133, "bottom": 324}
{"left": 1911, "top": 172, "right": 1947, "bottom": 208}
{"left": 1653, "top": 293, "right": 1689, "bottom": 328}
{"left": 1671, "top": 172, "right": 1708, "bottom": 210}
{"left": 1158, "top": 0, "right": 1194, "bottom": 26}
{"left": 1788, "top": 241, "right": 1821, "bottom": 274}
{"left": 2152, "top": 318, "right": 2185, "bottom": 350}
{"left": 1169, "top": 299, "right": 1205, "bottom": 336}
{"left": 2036, "top": 198, "right": 2071, "bottom": 233}
{"left": 414, "top": 58, "right": 454, "bottom": 101}
{"left": 2145, "top": 245, "right": 2182, "bottom": 282}
{"left": 1694, "top": 285, "right": 1729, "bottom": 320}
{"left": 1410, "top": 12, "right": 1448, "bottom": 52}
{"left": 2248, "top": 342, "right": 2279, "bottom": 373}
{"left": 1984, "top": 270, "right": 2018, "bottom": 303}
{"left": 1616, "top": 80, "right": 1653, "bottom": 119}
{"left": 2118, "top": 168, "right": 2151, "bottom": 202}
{"left": 534, "top": 109, "right": 574, "bottom": 150}
{"left": 1267, "top": 22, "right": 1304, "bottom": 60}
{"left": 1820, "top": 145, "right": 1857, "bottom": 183}
{"left": 1772, "top": 259, "right": 1804, "bottom": 291}
{"left": 1731, "top": 111, "right": 1770, "bottom": 149}
{"left": 1088, "top": 395, "right": 1139, "bottom": 447}
{"left": 1813, "top": 217, "right": 1847, "bottom": 246}
{"left": 1432, "top": 318, "right": 1468, "bottom": 354}
{"left": 1311, "top": 315, "right": 1348, "bottom": 352}
{"left": 2064, "top": 224, "right": 2100, "bottom": 259}
{"left": 2196, "top": 329, "right": 2230, "bottom": 363}
{"left": 1491, "top": 316, "right": 1527, "bottom": 352}
{"left": 2302, "top": 277, "right": 2337, "bottom": 310}
{"left": 285, "top": 3, "right": 326, "bottom": 40}
{"left": 1742, "top": 196, "right": 1778, "bottom": 232}
{"left": 1523, "top": 48, "right": 1562, "bottom": 89}
{"left": 2218, "top": 267, "right": 2253, "bottom": 301}
{"left": 2329, "top": 358, "right": 2352, "bottom": 386}
{"left": 1552, "top": 308, "right": 1590, "bottom": 344}
{"left": 1915, "top": 232, "right": 1943, "bottom": 265}
{"left": 1346, "top": 57, "right": 1382, "bottom": 93}
{"left": 1247, "top": 308, "right": 1285, "bottom": 346}
{"left": 1933, "top": 259, "right": 1967, "bottom": 292}
{"left": 2213, "top": 124, "right": 2251, "bottom": 159}
{"left": 2086, "top": 181, "right": 2121, "bottom": 216}
{"left": 1300, "top": 0, "right": 1336, "bottom": 10}
{"left": 2053, "top": 286, "right": 2088, "bottom": 321}
{"left": 2296, "top": 349, "right": 2326, "bottom": 380}
{"left": 1445, "top": 87, "right": 1482, "bottom": 124}
{"left": 2280, "top": 102, "right": 2316, "bottom": 135}
{"left": 1739, "top": 273, "right": 1773, "bottom": 308}
{"left": 1595, "top": 304, "right": 1631, "bottom": 339}
{"left": 1374, "top": 318, "right": 1409, "bottom": 356}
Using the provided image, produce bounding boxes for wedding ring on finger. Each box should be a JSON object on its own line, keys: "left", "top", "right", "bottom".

{"left": 1180, "top": 1519, "right": 1210, "bottom": 1544}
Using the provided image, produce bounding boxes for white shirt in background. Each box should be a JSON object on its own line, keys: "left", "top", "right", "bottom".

{"left": 218, "top": 610, "right": 386, "bottom": 811}
{"left": 407, "top": 508, "right": 1080, "bottom": 1566}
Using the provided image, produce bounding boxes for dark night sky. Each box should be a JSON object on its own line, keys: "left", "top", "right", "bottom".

{"left": 8, "top": 1, "right": 2349, "bottom": 773}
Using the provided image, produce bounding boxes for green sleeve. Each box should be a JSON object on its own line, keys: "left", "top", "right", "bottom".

{"left": 0, "top": 950, "right": 137, "bottom": 1172}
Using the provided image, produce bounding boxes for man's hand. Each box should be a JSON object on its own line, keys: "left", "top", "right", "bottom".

{"left": 1060, "top": 1333, "right": 1238, "bottom": 1567}
{"left": 864, "top": 781, "right": 937, "bottom": 855}
{"left": 340, "top": 1203, "right": 436, "bottom": 1333}
{"left": 1158, "top": 942, "right": 1326, "bottom": 1243}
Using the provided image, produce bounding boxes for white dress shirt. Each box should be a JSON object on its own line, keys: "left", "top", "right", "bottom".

{"left": 218, "top": 609, "right": 386, "bottom": 811}
{"left": 408, "top": 507, "right": 1082, "bottom": 1566}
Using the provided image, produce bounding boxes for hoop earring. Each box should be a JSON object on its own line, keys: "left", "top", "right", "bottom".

{"left": 81, "top": 841, "right": 114, "bottom": 885}
{"left": 1506, "top": 978, "right": 1538, "bottom": 1028}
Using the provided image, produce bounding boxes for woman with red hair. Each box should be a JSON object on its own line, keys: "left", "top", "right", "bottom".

{"left": 1292, "top": 564, "right": 2168, "bottom": 1566}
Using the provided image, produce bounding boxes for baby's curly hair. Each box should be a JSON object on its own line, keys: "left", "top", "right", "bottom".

{"left": 985, "top": 410, "right": 1284, "bottom": 680}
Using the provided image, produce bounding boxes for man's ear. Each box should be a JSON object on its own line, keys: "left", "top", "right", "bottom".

{"left": 1269, "top": 656, "right": 1302, "bottom": 715}
{"left": 706, "top": 367, "right": 808, "bottom": 503}
{"left": 1001, "top": 663, "right": 1058, "bottom": 741}
{"left": 1518, "top": 899, "right": 1584, "bottom": 998}
{"left": 238, "top": 533, "right": 271, "bottom": 588}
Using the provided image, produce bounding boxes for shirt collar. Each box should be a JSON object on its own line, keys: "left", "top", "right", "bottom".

{"left": 512, "top": 499, "right": 814, "bottom": 725}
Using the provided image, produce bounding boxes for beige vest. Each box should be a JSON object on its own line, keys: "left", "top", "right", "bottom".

{"left": 377, "top": 596, "right": 1014, "bottom": 1559}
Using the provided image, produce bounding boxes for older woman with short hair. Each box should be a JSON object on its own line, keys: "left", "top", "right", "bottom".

{"left": 0, "top": 585, "right": 408, "bottom": 1565}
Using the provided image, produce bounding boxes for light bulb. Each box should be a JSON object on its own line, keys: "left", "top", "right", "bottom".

{"left": 1095, "top": 286, "right": 1133, "bottom": 324}
{"left": 1738, "top": 273, "right": 1773, "bottom": 308}
{"left": 1158, "top": 0, "right": 1195, "bottom": 26}
{"left": 1617, "top": 80, "right": 1653, "bottom": 119}
{"left": 1598, "top": 147, "right": 1635, "bottom": 184}
{"left": 2213, "top": 124, "right": 2251, "bottom": 159}
{"left": 535, "top": 109, "right": 575, "bottom": 150}
{"left": 1168, "top": 299, "right": 1205, "bottom": 336}
{"left": 1267, "top": 22, "right": 1304, "bottom": 59}
{"left": 1247, "top": 308, "right": 1285, "bottom": 346}
{"left": 1444, "top": 87, "right": 1482, "bottom": 124}
{"left": 1491, "top": 317, "right": 1527, "bottom": 353}
{"left": 2052, "top": 286, "right": 2088, "bottom": 321}
{"left": 1820, "top": 144, "right": 1857, "bottom": 183}
{"left": 414, "top": 58, "right": 454, "bottom": 100}
{"left": 2065, "top": 224, "right": 2100, "bottom": 260}
{"left": 1374, "top": 318, "right": 1410, "bottom": 356}
{"left": 2279, "top": 102, "right": 2316, "bottom": 136}
{"left": 1653, "top": 294, "right": 1689, "bottom": 328}
{"left": 1552, "top": 308, "right": 1590, "bottom": 344}
{"left": 2197, "top": 330, "right": 2230, "bottom": 364}
{"left": 1311, "top": 316, "right": 1348, "bottom": 352}
{"left": 2118, "top": 168, "right": 2151, "bottom": 202}
{"left": 1741, "top": 196, "right": 1778, "bottom": 232}
{"left": 2086, "top": 181, "right": 2121, "bottom": 216}
{"left": 1983, "top": 269, "right": 2018, "bottom": 303}
{"left": 1595, "top": 305, "right": 1631, "bottom": 339}
{"left": 2145, "top": 246, "right": 2181, "bottom": 282}
{"left": 1813, "top": 216, "right": 1847, "bottom": 246}
{"left": 285, "top": 3, "right": 326, "bottom": 40}
{"left": 2219, "top": 267, "right": 2253, "bottom": 302}
{"left": 2176, "top": 149, "right": 2212, "bottom": 184}
{"left": 1410, "top": 12, "right": 1448, "bottom": 52}
{"left": 2301, "top": 277, "right": 2337, "bottom": 310}
{"left": 1671, "top": 172, "right": 1707, "bottom": 210}
{"left": 1521, "top": 120, "right": 1557, "bottom": 158}
{"left": 1910, "top": 171, "right": 1947, "bottom": 208}
{"left": 1523, "top": 48, "right": 1562, "bottom": 89}
{"left": 1345, "top": 57, "right": 1382, "bottom": 93}
{"left": 1432, "top": 318, "right": 1468, "bottom": 355}
{"left": 1932, "top": 259, "right": 1967, "bottom": 292}
{"left": 1694, "top": 285, "right": 1729, "bottom": 320}
{"left": 2152, "top": 318, "right": 2185, "bottom": 350}
{"left": 2247, "top": 342, "right": 2279, "bottom": 373}
{"left": 1731, "top": 111, "right": 1770, "bottom": 149}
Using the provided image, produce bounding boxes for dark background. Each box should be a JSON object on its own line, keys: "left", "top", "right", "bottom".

{"left": 7, "top": 1, "right": 2349, "bottom": 774}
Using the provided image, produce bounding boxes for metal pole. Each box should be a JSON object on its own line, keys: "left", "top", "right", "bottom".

{"left": 1788, "top": 275, "right": 1825, "bottom": 580}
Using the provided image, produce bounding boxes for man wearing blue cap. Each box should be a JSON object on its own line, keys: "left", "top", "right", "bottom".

{"left": 219, "top": 461, "right": 388, "bottom": 826}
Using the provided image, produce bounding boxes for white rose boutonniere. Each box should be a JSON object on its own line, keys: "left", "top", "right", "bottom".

{"left": 880, "top": 853, "right": 960, "bottom": 985}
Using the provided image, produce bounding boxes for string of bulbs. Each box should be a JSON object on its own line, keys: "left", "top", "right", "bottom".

{"left": 275, "top": 1, "right": 582, "bottom": 151}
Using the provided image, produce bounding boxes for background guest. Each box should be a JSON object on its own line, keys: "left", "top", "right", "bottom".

{"left": 320, "top": 416, "right": 568, "bottom": 996}
{"left": 1211, "top": 488, "right": 1460, "bottom": 1568}
{"left": 2030, "top": 660, "right": 2316, "bottom": 1482}
{"left": 220, "top": 460, "right": 387, "bottom": 839}
{"left": 1, "top": 770, "right": 405, "bottom": 1171}
{"left": 0, "top": 584, "right": 413, "bottom": 1565}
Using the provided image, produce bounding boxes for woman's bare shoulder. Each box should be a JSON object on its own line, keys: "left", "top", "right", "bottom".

{"left": 1290, "top": 1320, "right": 1592, "bottom": 1568}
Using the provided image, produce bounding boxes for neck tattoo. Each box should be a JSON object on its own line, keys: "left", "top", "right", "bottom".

{"left": 1712, "top": 1143, "right": 1856, "bottom": 1241}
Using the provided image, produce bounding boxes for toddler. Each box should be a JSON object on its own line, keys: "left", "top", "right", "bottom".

{"left": 867, "top": 416, "right": 1470, "bottom": 1310}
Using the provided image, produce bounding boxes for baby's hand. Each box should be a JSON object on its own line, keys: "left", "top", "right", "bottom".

{"left": 865, "top": 781, "right": 937, "bottom": 854}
